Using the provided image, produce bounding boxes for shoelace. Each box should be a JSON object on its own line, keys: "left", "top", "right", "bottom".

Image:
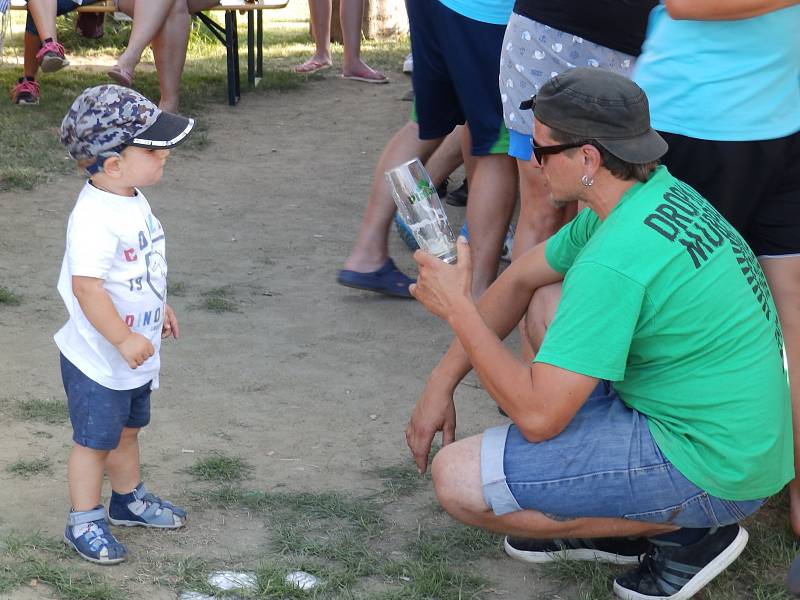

{"left": 12, "top": 79, "right": 40, "bottom": 100}
{"left": 36, "top": 40, "right": 66, "bottom": 61}
{"left": 634, "top": 545, "right": 672, "bottom": 595}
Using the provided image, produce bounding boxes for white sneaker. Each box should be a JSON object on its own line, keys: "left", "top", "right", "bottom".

{"left": 402, "top": 52, "right": 413, "bottom": 74}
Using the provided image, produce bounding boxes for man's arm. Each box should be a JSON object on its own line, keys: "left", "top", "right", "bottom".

{"left": 664, "top": 0, "right": 799, "bottom": 20}
{"left": 406, "top": 240, "right": 568, "bottom": 472}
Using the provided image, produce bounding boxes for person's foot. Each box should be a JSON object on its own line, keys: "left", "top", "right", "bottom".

{"left": 64, "top": 505, "right": 127, "bottom": 565}
{"left": 402, "top": 52, "right": 413, "bottom": 74}
{"left": 342, "top": 60, "right": 388, "bottom": 84}
{"left": 36, "top": 40, "right": 69, "bottom": 73}
{"left": 504, "top": 535, "right": 646, "bottom": 565}
{"left": 10, "top": 78, "right": 40, "bottom": 105}
{"left": 107, "top": 64, "right": 134, "bottom": 87}
{"left": 108, "top": 482, "right": 186, "bottom": 528}
{"left": 293, "top": 56, "right": 332, "bottom": 74}
{"left": 613, "top": 524, "right": 748, "bottom": 600}
{"left": 446, "top": 178, "right": 468, "bottom": 207}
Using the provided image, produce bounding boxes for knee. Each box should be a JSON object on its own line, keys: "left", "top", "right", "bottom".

{"left": 431, "top": 445, "right": 462, "bottom": 515}
{"left": 170, "top": 0, "right": 190, "bottom": 17}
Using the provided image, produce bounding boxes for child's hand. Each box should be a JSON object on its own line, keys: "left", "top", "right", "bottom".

{"left": 162, "top": 304, "right": 180, "bottom": 340}
{"left": 117, "top": 333, "right": 155, "bottom": 369}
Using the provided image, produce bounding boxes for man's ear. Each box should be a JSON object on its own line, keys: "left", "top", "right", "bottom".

{"left": 582, "top": 144, "right": 603, "bottom": 173}
{"left": 101, "top": 155, "right": 123, "bottom": 178}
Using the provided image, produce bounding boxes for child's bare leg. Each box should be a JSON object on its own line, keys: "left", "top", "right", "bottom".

{"left": 106, "top": 427, "right": 141, "bottom": 494}
{"left": 25, "top": 0, "right": 57, "bottom": 42}
{"left": 67, "top": 444, "right": 108, "bottom": 511}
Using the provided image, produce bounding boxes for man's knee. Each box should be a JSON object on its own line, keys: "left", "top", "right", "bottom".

{"left": 431, "top": 436, "right": 485, "bottom": 517}
{"left": 526, "top": 283, "right": 562, "bottom": 352}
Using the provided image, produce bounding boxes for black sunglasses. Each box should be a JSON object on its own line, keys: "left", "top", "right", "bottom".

{"left": 530, "top": 137, "right": 591, "bottom": 164}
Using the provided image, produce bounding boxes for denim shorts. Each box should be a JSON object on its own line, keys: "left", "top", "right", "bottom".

{"left": 480, "top": 381, "right": 765, "bottom": 528}
{"left": 25, "top": 0, "right": 100, "bottom": 35}
{"left": 60, "top": 354, "right": 151, "bottom": 451}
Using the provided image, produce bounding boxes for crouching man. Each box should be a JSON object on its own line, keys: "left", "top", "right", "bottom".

{"left": 405, "top": 68, "right": 793, "bottom": 600}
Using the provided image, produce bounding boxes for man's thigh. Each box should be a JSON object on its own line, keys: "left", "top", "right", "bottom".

{"left": 480, "top": 382, "right": 764, "bottom": 528}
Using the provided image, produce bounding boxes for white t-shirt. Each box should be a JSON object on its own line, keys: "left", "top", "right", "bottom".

{"left": 55, "top": 182, "right": 167, "bottom": 390}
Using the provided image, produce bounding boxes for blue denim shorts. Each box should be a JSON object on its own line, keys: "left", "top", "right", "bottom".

{"left": 60, "top": 354, "right": 151, "bottom": 451}
{"left": 480, "top": 381, "right": 765, "bottom": 528}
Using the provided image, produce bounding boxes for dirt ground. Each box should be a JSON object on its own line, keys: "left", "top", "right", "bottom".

{"left": 0, "top": 72, "right": 559, "bottom": 597}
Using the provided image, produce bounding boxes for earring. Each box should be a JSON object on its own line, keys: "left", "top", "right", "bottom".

{"left": 581, "top": 175, "right": 594, "bottom": 187}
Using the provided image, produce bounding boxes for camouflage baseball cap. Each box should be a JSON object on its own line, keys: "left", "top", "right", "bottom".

{"left": 60, "top": 84, "right": 195, "bottom": 164}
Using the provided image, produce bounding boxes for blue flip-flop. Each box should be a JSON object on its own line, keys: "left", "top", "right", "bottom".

{"left": 337, "top": 258, "right": 415, "bottom": 298}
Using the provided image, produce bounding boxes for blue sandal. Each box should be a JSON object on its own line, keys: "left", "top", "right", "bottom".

{"left": 64, "top": 506, "right": 127, "bottom": 565}
{"left": 108, "top": 483, "right": 187, "bottom": 529}
{"left": 337, "top": 258, "right": 415, "bottom": 298}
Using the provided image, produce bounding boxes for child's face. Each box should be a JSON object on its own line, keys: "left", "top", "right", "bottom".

{"left": 117, "top": 146, "right": 171, "bottom": 187}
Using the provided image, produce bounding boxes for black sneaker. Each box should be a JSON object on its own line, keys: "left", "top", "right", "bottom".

{"left": 613, "top": 524, "right": 748, "bottom": 600}
{"left": 504, "top": 535, "right": 646, "bottom": 565}
{"left": 446, "top": 178, "right": 468, "bottom": 207}
{"left": 436, "top": 176, "right": 449, "bottom": 199}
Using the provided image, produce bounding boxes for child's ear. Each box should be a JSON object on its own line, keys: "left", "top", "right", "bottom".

{"left": 102, "top": 155, "right": 123, "bottom": 178}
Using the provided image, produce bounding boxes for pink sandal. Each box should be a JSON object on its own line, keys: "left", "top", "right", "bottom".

{"left": 107, "top": 65, "right": 134, "bottom": 87}
{"left": 293, "top": 59, "right": 332, "bottom": 74}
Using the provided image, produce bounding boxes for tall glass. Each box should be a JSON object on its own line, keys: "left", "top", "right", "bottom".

{"left": 385, "top": 158, "right": 457, "bottom": 264}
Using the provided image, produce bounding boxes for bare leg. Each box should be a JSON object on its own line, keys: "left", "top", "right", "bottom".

{"left": 295, "top": 0, "right": 332, "bottom": 71}
{"left": 24, "top": 0, "right": 57, "bottom": 42}
{"left": 115, "top": 0, "right": 177, "bottom": 77}
{"left": 425, "top": 126, "right": 464, "bottom": 188}
{"left": 148, "top": 1, "right": 192, "bottom": 112}
{"left": 465, "top": 152, "right": 518, "bottom": 296}
{"left": 68, "top": 445, "right": 109, "bottom": 512}
{"left": 106, "top": 427, "right": 142, "bottom": 494}
{"left": 340, "top": 0, "right": 384, "bottom": 80}
{"left": 343, "top": 121, "right": 444, "bottom": 273}
{"left": 23, "top": 32, "right": 41, "bottom": 79}
{"left": 432, "top": 435, "right": 676, "bottom": 538}
{"left": 514, "top": 158, "right": 575, "bottom": 360}
{"left": 760, "top": 257, "right": 800, "bottom": 536}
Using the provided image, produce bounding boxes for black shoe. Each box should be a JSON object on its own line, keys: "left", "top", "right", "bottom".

{"left": 613, "top": 524, "right": 748, "bottom": 600}
{"left": 504, "top": 535, "right": 646, "bottom": 565}
{"left": 446, "top": 178, "right": 468, "bottom": 207}
{"left": 436, "top": 176, "right": 449, "bottom": 199}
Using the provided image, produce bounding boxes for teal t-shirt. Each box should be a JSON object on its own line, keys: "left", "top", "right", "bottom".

{"left": 633, "top": 4, "right": 800, "bottom": 141}
{"left": 538, "top": 166, "right": 793, "bottom": 500}
{"left": 437, "top": 0, "right": 514, "bottom": 25}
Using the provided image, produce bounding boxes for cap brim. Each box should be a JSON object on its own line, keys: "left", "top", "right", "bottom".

{"left": 129, "top": 112, "right": 194, "bottom": 149}
{"left": 597, "top": 128, "right": 668, "bottom": 164}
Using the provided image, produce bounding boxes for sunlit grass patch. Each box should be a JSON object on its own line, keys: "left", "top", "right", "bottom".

{"left": 6, "top": 457, "right": 52, "bottom": 478}
{"left": 187, "top": 453, "right": 253, "bottom": 482}
{"left": 16, "top": 397, "right": 68, "bottom": 424}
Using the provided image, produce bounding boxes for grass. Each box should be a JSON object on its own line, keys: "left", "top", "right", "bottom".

{"left": 0, "top": 6, "right": 408, "bottom": 192}
{"left": 187, "top": 453, "right": 253, "bottom": 482}
{"left": 6, "top": 456, "right": 52, "bottom": 478}
{"left": 168, "top": 280, "right": 187, "bottom": 297}
{"left": 374, "top": 463, "right": 428, "bottom": 498}
{"left": 200, "top": 286, "right": 238, "bottom": 312}
{"left": 0, "top": 286, "right": 22, "bottom": 305}
{"left": 0, "top": 531, "right": 124, "bottom": 599}
{"left": 16, "top": 397, "right": 69, "bottom": 424}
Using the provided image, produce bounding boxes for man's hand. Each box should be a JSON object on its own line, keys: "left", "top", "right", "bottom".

{"left": 117, "top": 333, "right": 155, "bottom": 369}
{"left": 405, "top": 378, "right": 457, "bottom": 474}
{"left": 410, "top": 237, "right": 473, "bottom": 320}
{"left": 162, "top": 304, "right": 180, "bottom": 339}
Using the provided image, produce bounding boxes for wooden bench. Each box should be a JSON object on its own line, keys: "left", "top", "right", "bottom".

{"left": 9, "top": 0, "right": 289, "bottom": 105}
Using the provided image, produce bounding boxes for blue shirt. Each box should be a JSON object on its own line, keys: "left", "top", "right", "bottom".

{"left": 633, "top": 4, "right": 800, "bottom": 141}
{"left": 437, "top": 0, "right": 514, "bottom": 25}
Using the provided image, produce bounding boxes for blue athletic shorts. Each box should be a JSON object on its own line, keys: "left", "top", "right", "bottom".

{"left": 60, "top": 353, "right": 151, "bottom": 451}
{"left": 508, "top": 129, "right": 533, "bottom": 161}
{"left": 480, "top": 381, "right": 766, "bottom": 528}
{"left": 406, "top": 0, "right": 509, "bottom": 155}
{"left": 25, "top": 0, "right": 100, "bottom": 35}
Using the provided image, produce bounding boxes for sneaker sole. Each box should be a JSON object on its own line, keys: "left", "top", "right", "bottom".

{"left": 612, "top": 527, "right": 749, "bottom": 600}
{"left": 108, "top": 516, "right": 185, "bottom": 529}
{"left": 63, "top": 534, "right": 125, "bottom": 565}
{"left": 40, "top": 55, "right": 69, "bottom": 73}
{"left": 15, "top": 97, "right": 40, "bottom": 105}
{"left": 504, "top": 537, "right": 642, "bottom": 565}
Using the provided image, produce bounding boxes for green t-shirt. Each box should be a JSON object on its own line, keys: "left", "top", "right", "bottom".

{"left": 539, "top": 166, "right": 793, "bottom": 500}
